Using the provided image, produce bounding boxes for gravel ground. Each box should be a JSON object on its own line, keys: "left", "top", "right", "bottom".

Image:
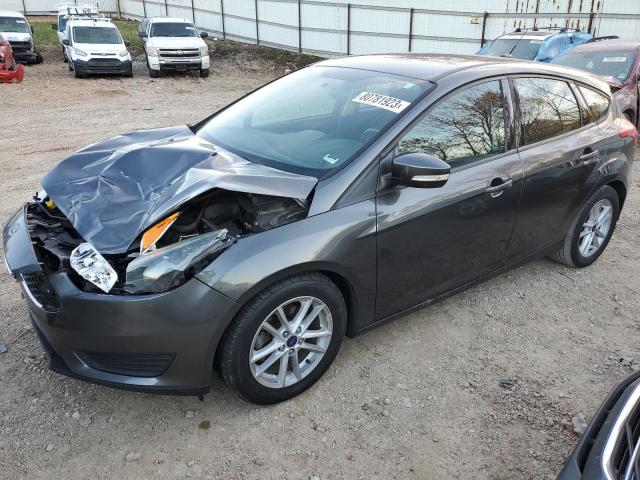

{"left": 1, "top": 51, "right": 639, "bottom": 480}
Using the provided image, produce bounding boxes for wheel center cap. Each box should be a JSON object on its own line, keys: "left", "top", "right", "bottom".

{"left": 286, "top": 336, "right": 298, "bottom": 348}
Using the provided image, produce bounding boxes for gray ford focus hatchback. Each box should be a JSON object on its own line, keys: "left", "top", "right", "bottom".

{"left": 3, "top": 54, "right": 635, "bottom": 404}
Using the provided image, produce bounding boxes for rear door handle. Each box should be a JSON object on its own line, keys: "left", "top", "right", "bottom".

{"left": 578, "top": 150, "right": 599, "bottom": 164}
{"left": 485, "top": 178, "right": 513, "bottom": 197}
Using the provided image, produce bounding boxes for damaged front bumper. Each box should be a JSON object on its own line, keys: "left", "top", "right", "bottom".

{"left": 3, "top": 206, "right": 239, "bottom": 395}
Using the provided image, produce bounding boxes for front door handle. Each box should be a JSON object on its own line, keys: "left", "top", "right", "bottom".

{"left": 485, "top": 178, "right": 513, "bottom": 197}
{"left": 578, "top": 150, "right": 599, "bottom": 164}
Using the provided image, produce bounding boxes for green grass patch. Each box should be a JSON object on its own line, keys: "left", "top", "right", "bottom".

{"left": 31, "top": 19, "right": 58, "bottom": 46}
{"left": 208, "top": 38, "right": 324, "bottom": 67}
{"left": 29, "top": 16, "right": 323, "bottom": 65}
{"left": 30, "top": 18, "right": 144, "bottom": 54}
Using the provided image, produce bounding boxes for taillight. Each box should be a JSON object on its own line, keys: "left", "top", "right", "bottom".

{"left": 618, "top": 117, "right": 638, "bottom": 145}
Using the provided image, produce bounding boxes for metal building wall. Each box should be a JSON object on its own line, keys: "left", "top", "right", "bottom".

{"left": 4, "top": 0, "right": 640, "bottom": 56}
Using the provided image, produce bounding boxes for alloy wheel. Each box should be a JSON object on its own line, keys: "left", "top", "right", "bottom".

{"left": 578, "top": 199, "right": 613, "bottom": 258}
{"left": 249, "top": 296, "right": 333, "bottom": 389}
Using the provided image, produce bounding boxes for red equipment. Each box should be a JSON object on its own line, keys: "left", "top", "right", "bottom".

{"left": 0, "top": 38, "right": 24, "bottom": 83}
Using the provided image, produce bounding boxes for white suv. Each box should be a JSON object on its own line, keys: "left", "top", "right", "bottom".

{"left": 139, "top": 17, "right": 209, "bottom": 78}
{"left": 63, "top": 18, "right": 132, "bottom": 78}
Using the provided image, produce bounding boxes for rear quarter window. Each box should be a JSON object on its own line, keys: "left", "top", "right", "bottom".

{"left": 515, "top": 77, "right": 582, "bottom": 146}
{"left": 578, "top": 86, "right": 610, "bottom": 123}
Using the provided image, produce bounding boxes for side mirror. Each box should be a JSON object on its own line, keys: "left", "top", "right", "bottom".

{"left": 391, "top": 152, "right": 450, "bottom": 188}
{"left": 51, "top": 23, "right": 57, "bottom": 30}
{"left": 62, "top": 39, "right": 70, "bottom": 46}
{"left": 200, "top": 31, "right": 208, "bottom": 38}
{"left": 125, "top": 41, "right": 131, "bottom": 47}
{"left": 138, "top": 31, "right": 147, "bottom": 38}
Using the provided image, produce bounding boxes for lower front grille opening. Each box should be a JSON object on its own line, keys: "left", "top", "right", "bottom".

{"left": 611, "top": 395, "right": 640, "bottom": 479}
{"left": 77, "top": 351, "right": 175, "bottom": 378}
{"left": 21, "top": 271, "right": 61, "bottom": 311}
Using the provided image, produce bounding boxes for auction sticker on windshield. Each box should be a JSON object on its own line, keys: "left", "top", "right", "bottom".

{"left": 352, "top": 91, "right": 410, "bottom": 113}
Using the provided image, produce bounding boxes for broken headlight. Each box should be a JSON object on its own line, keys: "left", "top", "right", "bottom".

{"left": 70, "top": 243, "right": 118, "bottom": 293}
{"left": 124, "top": 229, "right": 233, "bottom": 294}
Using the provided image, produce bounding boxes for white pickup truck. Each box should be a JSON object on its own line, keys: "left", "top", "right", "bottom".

{"left": 138, "top": 17, "right": 209, "bottom": 78}
{"left": 0, "top": 11, "right": 42, "bottom": 64}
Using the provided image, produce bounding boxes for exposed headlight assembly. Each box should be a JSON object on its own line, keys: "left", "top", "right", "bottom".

{"left": 70, "top": 243, "right": 118, "bottom": 293}
{"left": 73, "top": 47, "right": 88, "bottom": 57}
{"left": 124, "top": 229, "right": 233, "bottom": 294}
{"left": 147, "top": 46, "right": 159, "bottom": 57}
{"left": 118, "top": 49, "right": 129, "bottom": 58}
{"left": 199, "top": 45, "right": 208, "bottom": 56}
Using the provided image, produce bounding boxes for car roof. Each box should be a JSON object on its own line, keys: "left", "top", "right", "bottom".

{"left": 0, "top": 10, "right": 27, "bottom": 18}
{"left": 148, "top": 17, "right": 192, "bottom": 23}
{"left": 68, "top": 18, "right": 116, "bottom": 28}
{"left": 58, "top": 5, "right": 99, "bottom": 14}
{"left": 501, "top": 30, "right": 554, "bottom": 39}
{"left": 569, "top": 38, "right": 640, "bottom": 52}
{"left": 315, "top": 54, "right": 611, "bottom": 92}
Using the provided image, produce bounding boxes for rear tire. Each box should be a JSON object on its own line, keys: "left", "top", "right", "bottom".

{"left": 550, "top": 185, "right": 619, "bottom": 268}
{"left": 200, "top": 68, "right": 209, "bottom": 78}
{"left": 62, "top": 47, "right": 67, "bottom": 63}
{"left": 219, "top": 272, "right": 347, "bottom": 404}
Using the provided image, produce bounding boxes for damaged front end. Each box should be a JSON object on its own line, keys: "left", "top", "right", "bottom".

{"left": 27, "top": 188, "right": 309, "bottom": 295}
{"left": 22, "top": 124, "right": 316, "bottom": 296}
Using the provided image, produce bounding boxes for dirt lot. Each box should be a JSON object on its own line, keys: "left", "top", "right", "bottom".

{"left": 1, "top": 48, "right": 639, "bottom": 480}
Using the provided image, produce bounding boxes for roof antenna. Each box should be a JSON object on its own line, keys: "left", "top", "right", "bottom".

{"left": 505, "top": 27, "right": 529, "bottom": 58}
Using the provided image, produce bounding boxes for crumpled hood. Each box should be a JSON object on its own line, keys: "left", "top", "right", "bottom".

{"left": 602, "top": 76, "right": 625, "bottom": 92}
{"left": 42, "top": 125, "right": 317, "bottom": 254}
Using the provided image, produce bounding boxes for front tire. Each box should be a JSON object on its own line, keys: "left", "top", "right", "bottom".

{"left": 219, "top": 273, "right": 347, "bottom": 404}
{"left": 200, "top": 68, "right": 209, "bottom": 78}
{"left": 550, "top": 185, "right": 619, "bottom": 268}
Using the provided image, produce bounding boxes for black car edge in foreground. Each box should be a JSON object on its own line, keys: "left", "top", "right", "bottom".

{"left": 558, "top": 370, "right": 640, "bottom": 480}
{"left": 2, "top": 54, "right": 636, "bottom": 404}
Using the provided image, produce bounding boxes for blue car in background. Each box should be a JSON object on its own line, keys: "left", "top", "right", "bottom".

{"left": 477, "top": 28, "right": 593, "bottom": 62}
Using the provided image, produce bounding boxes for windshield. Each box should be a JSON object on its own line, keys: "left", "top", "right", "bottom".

{"left": 73, "top": 26, "right": 122, "bottom": 44}
{"left": 552, "top": 50, "right": 637, "bottom": 81}
{"left": 151, "top": 22, "right": 198, "bottom": 37}
{"left": 196, "top": 66, "right": 432, "bottom": 178}
{"left": 0, "top": 17, "right": 30, "bottom": 33}
{"left": 485, "top": 38, "right": 543, "bottom": 60}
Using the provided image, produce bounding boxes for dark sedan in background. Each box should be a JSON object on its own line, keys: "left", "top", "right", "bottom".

{"left": 552, "top": 39, "right": 640, "bottom": 126}
{"left": 2, "top": 54, "right": 637, "bottom": 404}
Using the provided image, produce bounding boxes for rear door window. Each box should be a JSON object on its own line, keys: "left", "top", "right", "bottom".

{"left": 515, "top": 78, "right": 581, "bottom": 146}
{"left": 578, "top": 86, "right": 610, "bottom": 123}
